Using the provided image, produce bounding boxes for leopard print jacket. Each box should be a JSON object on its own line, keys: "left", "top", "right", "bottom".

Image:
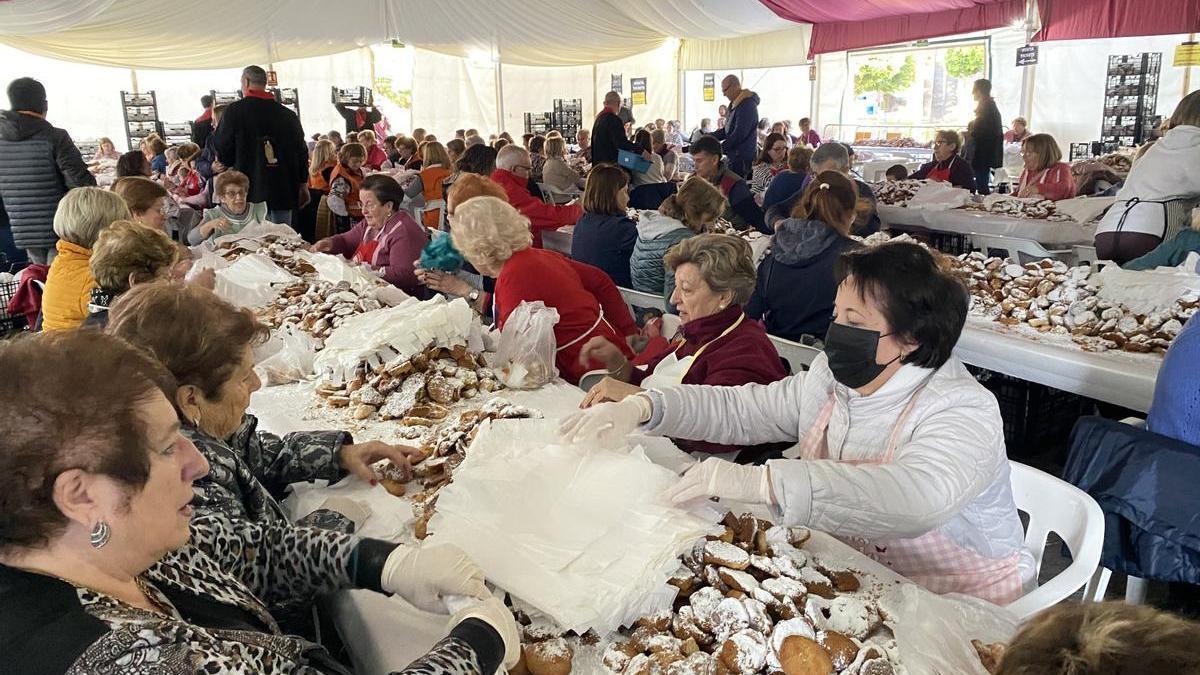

{"left": 59, "top": 515, "right": 491, "bottom": 675}
{"left": 183, "top": 414, "right": 353, "bottom": 530}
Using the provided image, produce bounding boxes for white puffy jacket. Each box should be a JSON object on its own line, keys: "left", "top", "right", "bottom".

{"left": 643, "top": 353, "right": 1031, "bottom": 574}
{"left": 1094, "top": 124, "right": 1200, "bottom": 240}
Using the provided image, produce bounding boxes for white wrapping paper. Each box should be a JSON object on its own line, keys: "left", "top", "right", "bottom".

{"left": 212, "top": 253, "right": 298, "bottom": 308}
{"left": 427, "top": 419, "right": 721, "bottom": 634}
{"left": 1091, "top": 263, "right": 1200, "bottom": 315}
{"left": 908, "top": 181, "right": 971, "bottom": 211}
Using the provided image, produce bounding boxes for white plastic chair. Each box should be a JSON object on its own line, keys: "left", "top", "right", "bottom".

{"left": 767, "top": 335, "right": 822, "bottom": 374}
{"left": 618, "top": 286, "right": 668, "bottom": 312}
{"left": 1005, "top": 461, "right": 1106, "bottom": 620}
{"left": 970, "top": 232, "right": 1073, "bottom": 265}
{"left": 418, "top": 199, "right": 446, "bottom": 231}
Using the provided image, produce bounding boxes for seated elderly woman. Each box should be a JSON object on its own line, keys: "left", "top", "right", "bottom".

{"left": 189, "top": 169, "right": 269, "bottom": 244}
{"left": 630, "top": 176, "right": 727, "bottom": 307}
{"left": 415, "top": 174, "right": 508, "bottom": 315}
{"left": 910, "top": 130, "right": 977, "bottom": 191}
{"left": 451, "top": 196, "right": 639, "bottom": 384}
{"left": 1016, "top": 133, "right": 1076, "bottom": 201}
{"left": 107, "top": 282, "right": 424, "bottom": 530}
{"left": 84, "top": 220, "right": 182, "bottom": 327}
{"left": 112, "top": 175, "right": 201, "bottom": 239}
{"left": 312, "top": 174, "right": 429, "bottom": 296}
{"left": 0, "top": 330, "right": 518, "bottom": 674}
{"left": 541, "top": 135, "right": 586, "bottom": 194}
{"left": 563, "top": 241, "right": 1032, "bottom": 603}
{"left": 41, "top": 187, "right": 131, "bottom": 331}
{"left": 577, "top": 234, "right": 787, "bottom": 457}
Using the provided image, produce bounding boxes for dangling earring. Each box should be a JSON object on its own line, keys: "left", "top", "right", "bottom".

{"left": 90, "top": 522, "right": 111, "bottom": 549}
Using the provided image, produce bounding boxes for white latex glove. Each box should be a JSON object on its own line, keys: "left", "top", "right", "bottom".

{"left": 380, "top": 543, "right": 489, "bottom": 612}
{"left": 557, "top": 395, "right": 652, "bottom": 448}
{"left": 664, "top": 457, "right": 775, "bottom": 506}
{"left": 449, "top": 596, "right": 522, "bottom": 670}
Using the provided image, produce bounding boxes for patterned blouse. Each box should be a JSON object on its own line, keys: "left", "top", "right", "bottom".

{"left": 0, "top": 515, "right": 503, "bottom": 674}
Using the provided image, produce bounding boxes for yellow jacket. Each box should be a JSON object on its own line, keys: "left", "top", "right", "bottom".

{"left": 41, "top": 240, "right": 96, "bottom": 331}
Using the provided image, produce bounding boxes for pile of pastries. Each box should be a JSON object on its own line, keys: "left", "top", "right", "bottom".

{"left": 214, "top": 234, "right": 318, "bottom": 277}
{"left": 961, "top": 197, "right": 1074, "bottom": 222}
{"left": 871, "top": 180, "right": 925, "bottom": 206}
{"left": 261, "top": 280, "right": 384, "bottom": 341}
{"left": 950, "top": 252, "right": 1197, "bottom": 353}
{"left": 315, "top": 343, "right": 504, "bottom": 423}
{"left": 590, "top": 512, "right": 906, "bottom": 675}
{"left": 852, "top": 138, "right": 930, "bottom": 149}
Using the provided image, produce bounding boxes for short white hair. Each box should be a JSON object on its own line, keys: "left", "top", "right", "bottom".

{"left": 495, "top": 144, "right": 529, "bottom": 172}
{"left": 450, "top": 196, "right": 532, "bottom": 265}
{"left": 53, "top": 187, "right": 132, "bottom": 248}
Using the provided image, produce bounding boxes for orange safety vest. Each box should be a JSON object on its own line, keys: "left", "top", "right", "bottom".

{"left": 419, "top": 165, "right": 451, "bottom": 229}
{"left": 328, "top": 163, "right": 363, "bottom": 218}
{"left": 308, "top": 161, "right": 334, "bottom": 192}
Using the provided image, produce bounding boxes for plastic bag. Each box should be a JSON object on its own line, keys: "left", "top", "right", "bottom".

{"left": 257, "top": 324, "right": 321, "bottom": 385}
{"left": 212, "top": 253, "right": 298, "bottom": 308}
{"left": 496, "top": 301, "right": 560, "bottom": 389}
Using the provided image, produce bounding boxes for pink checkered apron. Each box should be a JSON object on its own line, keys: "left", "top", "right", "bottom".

{"left": 797, "top": 390, "right": 1023, "bottom": 604}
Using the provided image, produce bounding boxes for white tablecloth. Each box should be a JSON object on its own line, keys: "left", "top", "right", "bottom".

{"left": 879, "top": 205, "right": 1096, "bottom": 247}
{"left": 955, "top": 317, "right": 1160, "bottom": 412}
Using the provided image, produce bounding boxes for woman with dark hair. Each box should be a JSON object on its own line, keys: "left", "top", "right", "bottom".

{"left": 562, "top": 241, "right": 1031, "bottom": 604}
{"left": 630, "top": 128, "right": 667, "bottom": 187}
{"left": 751, "top": 132, "right": 789, "bottom": 194}
{"left": 312, "top": 174, "right": 429, "bottom": 295}
{"left": 571, "top": 164, "right": 636, "bottom": 286}
{"left": 0, "top": 330, "right": 520, "bottom": 675}
{"left": 457, "top": 143, "right": 499, "bottom": 178}
{"left": 116, "top": 150, "right": 152, "bottom": 178}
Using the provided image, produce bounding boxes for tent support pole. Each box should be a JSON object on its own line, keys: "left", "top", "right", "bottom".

{"left": 592, "top": 63, "right": 599, "bottom": 119}
{"left": 1018, "top": 0, "right": 1038, "bottom": 123}
{"left": 495, "top": 59, "right": 505, "bottom": 135}
{"left": 1185, "top": 32, "right": 1196, "bottom": 98}
{"left": 130, "top": 69, "right": 138, "bottom": 93}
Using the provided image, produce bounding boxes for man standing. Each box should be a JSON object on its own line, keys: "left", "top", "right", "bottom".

{"left": 590, "top": 91, "right": 652, "bottom": 165}
{"left": 0, "top": 77, "right": 95, "bottom": 264}
{"left": 192, "top": 94, "right": 214, "bottom": 147}
{"left": 334, "top": 101, "right": 381, "bottom": 135}
{"left": 213, "top": 65, "right": 309, "bottom": 227}
{"left": 712, "top": 75, "right": 760, "bottom": 179}
{"left": 968, "top": 78, "right": 1004, "bottom": 195}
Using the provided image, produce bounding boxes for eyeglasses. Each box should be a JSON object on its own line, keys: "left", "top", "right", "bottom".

{"left": 223, "top": 189, "right": 248, "bottom": 198}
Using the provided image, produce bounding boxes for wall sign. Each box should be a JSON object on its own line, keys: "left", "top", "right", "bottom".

{"left": 266, "top": 70, "right": 278, "bottom": 87}
{"left": 1174, "top": 42, "right": 1200, "bottom": 67}
{"left": 1016, "top": 44, "right": 1039, "bottom": 67}
{"left": 630, "top": 77, "right": 647, "bottom": 106}
{"left": 611, "top": 74, "right": 622, "bottom": 93}
{"left": 703, "top": 73, "right": 715, "bottom": 102}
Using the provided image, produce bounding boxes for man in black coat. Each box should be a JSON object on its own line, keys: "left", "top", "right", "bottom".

{"left": 335, "top": 103, "right": 381, "bottom": 135}
{"left": 192, "top": 94, "right": 214, "bottom": 148}
{"left": 590, "top": 91, "right": 653, "bottom": 166}
{"left": 968, "top": 78, "right": 1004, "bottom": 196}
{"left": 713, "top": 75, "right": 760, "bottom": 179}
{"left": 0, "top": 77, "right": 95, "bottom": 264}
{"left": 213, "top": 65, "right": 309, "bottom": 227}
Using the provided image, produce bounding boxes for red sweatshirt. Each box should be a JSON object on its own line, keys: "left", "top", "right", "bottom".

{"left": 632, "top": 304, "right": 787, "bottom": 455}
{"left": 490, "top": 168, "right": 583, "bottom": 248}
{"left": 1018, "top": 162, "right": 1077, "bottom": 202}
{"left": 495, "top": 248, "right": 637, "bottom": 384}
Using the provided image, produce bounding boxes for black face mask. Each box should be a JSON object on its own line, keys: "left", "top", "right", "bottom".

{"left": 823, "top": 322, "right": 902, "bottom": 389}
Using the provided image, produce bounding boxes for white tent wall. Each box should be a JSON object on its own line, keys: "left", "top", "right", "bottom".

{"left": 0, "top": 44, "right": 373, "bottom": 149}
{"left": 594, "top": 44, "right": 681, "bottom": 132}
{"left": 500, "top": 63, "right": 595, "bottom": 137}
{"left": 411, "top": 49, "right": 499, "bottom": 139}
{"left": 1031, "top": 33, "right": 1193, "bottom": 147}
{"left": 681, "top": 66, "right": 814, "bottom": 137}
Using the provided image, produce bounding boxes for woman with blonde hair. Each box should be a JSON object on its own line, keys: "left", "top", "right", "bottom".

{"left": 358, "top": 128, "right": 387, "bottom": 170}
{"left": 576, "top": 233, "right": 787, "bottom": 458}
{"left": 1016, "top": 133, "right": 1075, "bottom": 201}
{"left": 541, "top": 136, "right": 585, "bottom": 194}
{"left": 40, "top": 187, "right": 131, "bottom": 330}
{"left": 629, "top": 176, "right": 727, "bottom": 306}
{"left": 402, "top": 140, "right": 454, "bottom": 229}
{"left": 450, "top": 196, "right": 638, "bottom": 384}
{"left": 94, "top": 136, "right": 121, "bottom": 161}
{"left": 1094, "top": 89, "right": 1200, "bottom": 263}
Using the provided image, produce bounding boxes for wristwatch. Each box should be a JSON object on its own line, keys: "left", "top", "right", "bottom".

{"left": 467, "top": 289, "right": 481, "bottom": 302}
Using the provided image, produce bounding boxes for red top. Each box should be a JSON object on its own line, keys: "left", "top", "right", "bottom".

{"left": 495, "top": 247, "right": 637, "bottom": 384}
{"left": 1018, "top": 162, "right": 1077, "bottom": 202}
{"left": 490, "top": 169, "right": 583, "bottom": 248}
{"left": 633, "top": 304, "right": 787, "bottom": 454}
{"left": 365, "top": 144, "right": 388, "bottom": 171}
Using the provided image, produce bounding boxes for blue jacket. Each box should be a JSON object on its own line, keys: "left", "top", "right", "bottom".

{"left": 629, "top": 210, "right": 694, "bottom": 306}
{"left": 714, "top": 91, "right": 760, "bottom": 164}
{"left": 570, "top": 212, "right": 638, "bottom": 288}
{"left": 746, "top": 218, "right": 857, "bottom": 341}
{"left": 1148, "top": 315, "right": 1200, "bottom": 446}
{"left": 1124, "top": 229, "right": 1200, "bottom": 271}
{"left": 762, "top": 170, "right": 808, "bottom": 213}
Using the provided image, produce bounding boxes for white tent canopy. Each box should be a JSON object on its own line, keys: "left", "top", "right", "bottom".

{"left": 0, "top": 0, "right": 794, "bottom": 69}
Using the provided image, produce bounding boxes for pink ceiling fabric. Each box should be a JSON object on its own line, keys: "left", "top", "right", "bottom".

{"left": 801, "top": 0, "right": 1025, "bottom": 56}
{"left": 759, "top": 0, "right": 1012, "bottom": 24}
{"left": 1034, "top": 0, "right": 1200, "bottom": 42}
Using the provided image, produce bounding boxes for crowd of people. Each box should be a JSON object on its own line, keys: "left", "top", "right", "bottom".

{"left": 1, "top": 62, "right": 1200, "bottom": 675}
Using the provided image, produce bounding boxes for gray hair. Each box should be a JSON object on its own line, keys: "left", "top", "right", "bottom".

{"left": 811, "top": 142, "right": 850, "bottom": 172}
{"left": 52, "top": 187, "right": 132, "bottom": 248}
{"left": 604, "top": 91, "right": 621, "bottom": 106}
{"left": 464, "top": 135, "right": 485, "bottom": 148}
{"left": 495, "top": 144, "right": 529, "bottom": 171}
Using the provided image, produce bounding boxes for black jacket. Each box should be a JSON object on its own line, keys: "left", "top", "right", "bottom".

{"left": 746, "top": 218, "right": 858, "bottom": 341}
{"left": 213, "top": 95, "right": 307, "bottom": 210}
{"left": 570, "top": 212, "right": 638, "bottom": 287}
{"left": 968, "top": 97, "right": 1004, "bottom": 170}
{"left": 0, "top": 110, "right": 95, "bottom": 250}
{"left": 192, "top": 117, "right": 213, "bottom": 148}
{"left": 335, "top": 104, "right": 382, "bottom": 134}
{"left": 590, "top": 110, "right": 640, "bottom": 165}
